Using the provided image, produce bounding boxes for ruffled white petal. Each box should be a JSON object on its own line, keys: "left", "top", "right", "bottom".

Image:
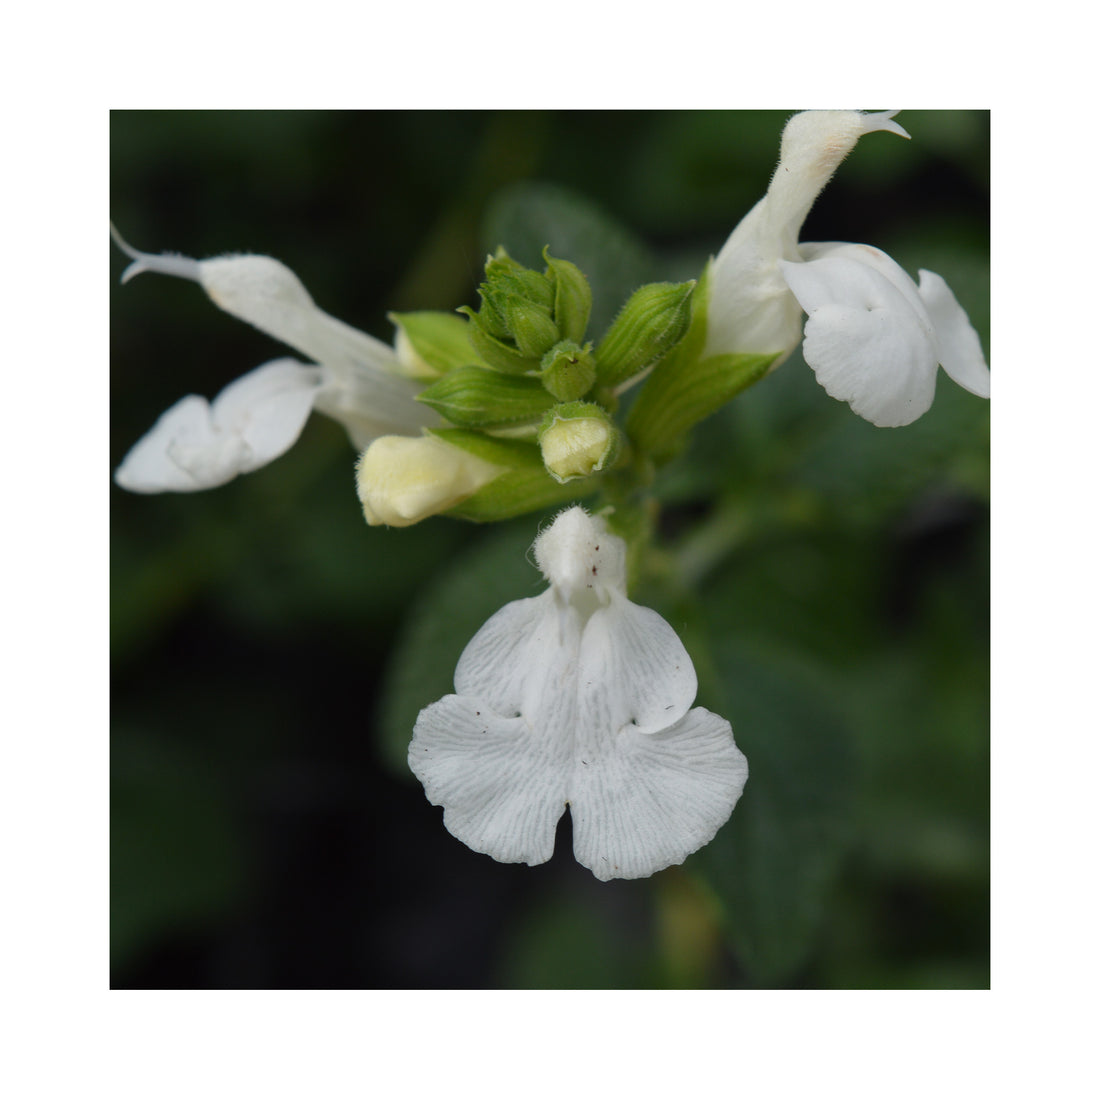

{"left": 569, "top": 706, "right": 748, "bottom": 881}
{"left": 410, "top": 590, "right": 578, "bottom": 866}
{"left": 409, "top": 507, "right": 748, "bottom": 880}
{"left": 114, "top": 358, "right": 323, "bottom": 492}
{"left": 918, "top": 269, "right": 991, "bottom": 398}
{"left": 782, "top": 246, "right": 938, "bottom": 427}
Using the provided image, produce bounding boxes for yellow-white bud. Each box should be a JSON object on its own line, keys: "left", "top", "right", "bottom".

{"left": 356, "top": 434, "right": 505, "bottom": 527}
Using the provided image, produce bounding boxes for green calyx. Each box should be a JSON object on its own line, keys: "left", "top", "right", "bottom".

{"left": 625, "top": 261, "right": 777, "bottom": 462}
{"left": 595, "top": 280, "right": 695, "bottom": 389}
{"left": 416, "top": 366, "right": 558, "bottom": 429}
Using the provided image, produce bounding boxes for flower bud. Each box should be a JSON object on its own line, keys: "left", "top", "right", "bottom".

{"left": 356, "top": 434, "right": 505, "bottom": 527}
{"left": 539, "top": 340, "right": 597, "bottom": 403}
{"left": 416, "top": 366, "right": 557, "bottom": 428}
{"left": 543, "top": 248, "right": 592, "bottom": 344}
{"left": 595, "top": 280, "right": 695, "bottom": 389}
{"left": 538, "top": 402, "right": 620, "bottom": 484}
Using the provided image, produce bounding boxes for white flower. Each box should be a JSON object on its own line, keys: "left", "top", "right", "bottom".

{"left": 409, "top": 506, "right": 748, "bottom": 881}
{"left": 111, "top": 225, "right": 439, "bottom": 492}
{"left": 706, "top": 111, "right": 990, "bottom": 427}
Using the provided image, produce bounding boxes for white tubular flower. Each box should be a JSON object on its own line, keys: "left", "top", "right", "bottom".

{"left": 111, "top": 225, "right": 439, "bottom": 493}
{"left": 409, "top": 506, "right": 748, "bottom": 881}
{"left": 706, "top": 111, "right": 989, "bottom": 427}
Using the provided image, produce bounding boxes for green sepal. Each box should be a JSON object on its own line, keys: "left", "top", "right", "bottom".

{"left": 389, "top": 310, "right": 482, "bottom": 376}
{"left": 594, "top": 279, "right": 696, "bottom": 389}
{"left": 537, "top": 401, "right": 621, "bottom": 484}
{"left": 430, "top": 428, "right": 594, "bottom": 521}
{"left": 416, "top": 366, "right": 558, "bottom": 428}
{"left": 543, "top": 247, "right": 592, "bottom": 345}
{"left": 457, "top": 306, "right": 542, "bottom": 374}
{"left": 625, "top": 261, "right": 777, "bottom": 462}
{"left": 539, "top": 340, "right": 597, "bottom": 403}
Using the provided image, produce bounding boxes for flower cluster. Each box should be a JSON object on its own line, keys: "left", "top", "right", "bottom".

{"left": 112, "top": 111, "right": 988, "bottom": 880}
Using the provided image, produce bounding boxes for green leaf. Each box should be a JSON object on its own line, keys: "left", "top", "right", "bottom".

{"left": 689, "top": 643, "right": 856, "bottom": 985}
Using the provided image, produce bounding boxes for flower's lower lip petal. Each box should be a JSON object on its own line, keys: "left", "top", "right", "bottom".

{"left": 409, "top": 695, "right": 571, "bottom": 867}
{"left": 918, "top": 269, "right": 991, "bottom": 398}
{"left": 114, "top": 395, "right": 223, "bottom": 493}
{"left": 212, "top": 358, "right": 324, "bottom": 471}
{"left": 569, "top": 707, "right": 748, "bottom": 881}
{"left": 783, "top": 254, "right": 938, "bottom": 427}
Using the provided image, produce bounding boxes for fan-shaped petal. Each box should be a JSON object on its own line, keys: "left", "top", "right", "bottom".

{"left": 568, "top": 706, "right": 748, "bottom": 881}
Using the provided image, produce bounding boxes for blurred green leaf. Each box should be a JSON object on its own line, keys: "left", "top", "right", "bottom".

{"left": 689, "top": 643, "right": 856, "bottom": 985}
{"left": 496, "top": 887, "right": 654, "bottom": 989}
{"left": 112, "top": 727, "right": 246, "bottom": 970}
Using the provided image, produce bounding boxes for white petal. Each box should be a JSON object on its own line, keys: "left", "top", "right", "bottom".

{"left": 782, "top": 250, "right": 938, "bottom": 427}
{"left": 918, "top": 269, "right": 991, "bottom": 398}
{"left": 454, "top": 591, "right": 580, "bottom": 719}
{"left": 568, "top": 706, "right": 748, "bottom": 881}
{"left": 409, "top": 592, "right": 578, "bottom": 867}
{"left": 211, "top": 359, "right": 325, "bottom": 471}
{"left": 111, "top": 227, "right": 436, "bottom": 444}
{"left": 578, "top": 591, "right": 697, "bottom": 734}
{"left": 114, "top": 359, "right": 322, "bottom": 493}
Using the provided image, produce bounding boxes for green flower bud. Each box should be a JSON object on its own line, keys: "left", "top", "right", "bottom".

{"left": 458, "top": 306, "right": 542, "bottom": 374}
{"left": 543, "top": 248, "right": 592, "bottom": 345}
{"left": 595, "top": 280, "right": 696, "bottom": 389}
{"left": 389, "top": 310, "right": 482, "bottom": 377}
{"left": 416, "top": 366, "right": 558, "bottom": 428}
{"left": 537, "top": 401, "right": 620, "bottom": 484}
{"left": 499, "top": 296, "right": 560, "bottom": 358}
{"left": 430, "top": 428, "right": 593, "bottom": 521}
{"left": 539, "top": 340, "right": 598, "bottom": 402}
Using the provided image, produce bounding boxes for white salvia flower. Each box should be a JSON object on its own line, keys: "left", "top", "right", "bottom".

{"left": 706, "top": 111, "right": 990, "bottom": 427}
{"left": 409, "top": 506, "right": 748, "bottom": 881}
{"left": 111, "top": 225, "right": 440, "bottom": 493}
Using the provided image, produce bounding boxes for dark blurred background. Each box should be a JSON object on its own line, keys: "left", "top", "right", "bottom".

{"left": 110, "top": 110, "right": 990, "bottom": 989}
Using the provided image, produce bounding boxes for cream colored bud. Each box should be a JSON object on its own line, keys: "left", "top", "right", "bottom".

{"left": 356, "top": 434, "right": 505, "bottom": 527}
{"left": 538, "top": 406, "right": 618, "bottom": 484}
